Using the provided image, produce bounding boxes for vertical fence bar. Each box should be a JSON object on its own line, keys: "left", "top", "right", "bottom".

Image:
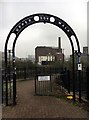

{"left": 6, "top": 69, "right": 8, "bottom": 105}
{"left": 24, "top": 67, "right": 26, "bottom": 80}
{"left": 35, "top": 75, "right": 37, "bottom": 94}
{"left": 50, "top": 67, "right": 52, "bottom": 93}
{"left": 13, "top": 72, "right": 16, "bottom": 105}
{"left": 65, "top": 69, "right": 68, "bottom": 90}
{"left": 67, "top": 70, "right": 70, "bottom": 94}
{"left": 79, "top": 70, "right": 81, "bottom": 102}
{"left": 35, "top": 67, "right": 37, "bottom": 94}
{"left": 8, "top": 50, "right": 11, "bottom": 99}
{"left": 86, "top": 67, "right": 89, "bottom": 101}
{"left": 0, "top": 68, "right": 2, "bottom": 106}
{"left": 73, "top": 54, "right": 75, "bottom": 102}
{"left": 2, "top": 74, "right": 3, "bottom": 104}
{"left": 13, "top": 57, "right": 16, "bottom": 105}
{"left": 50, "top": 75, "right": 52, "bottom": 93}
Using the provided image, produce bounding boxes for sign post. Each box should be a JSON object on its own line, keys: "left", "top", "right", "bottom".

{"left": 38, "top": 76, "right": 50, "bottom": 81}
{"left": 78, "top": 64, "right": 82, "bottom": 71}
{"left": 78, "top": 52, "right": 81, "bottom": 102}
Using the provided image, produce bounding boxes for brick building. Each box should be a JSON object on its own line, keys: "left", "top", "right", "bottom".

{"left": 35, "top": 37, "right": 64, "bottom": 65}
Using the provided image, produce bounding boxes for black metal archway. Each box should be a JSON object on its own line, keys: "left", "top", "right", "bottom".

{"left": 4, "top": 13, "right": 81, "bottom": 106}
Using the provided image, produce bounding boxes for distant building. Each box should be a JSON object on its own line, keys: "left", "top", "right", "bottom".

{"left": 0, "top": 51, "right": 2, "bottom": 69}
{"left": 16, "top": 58, "right": 27, "bottom": 61}
{"left": 83, "top": 47, "right": 88, "bottom": 54}
{"left": 35, "top": 37, "right": 64, "bottom": 65}
{"left": 81, "top": 46, "right": 89, "bottom": 64}
{"left": 28, "top": 55, "right": 35, "bottom": 63}
{"left": 70, "top": 46, "right": 89, "bottom": 67}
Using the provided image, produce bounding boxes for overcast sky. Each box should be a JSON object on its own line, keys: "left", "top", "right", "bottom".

{"left": 0, "top": 0, "right": 88, "bottom": 58}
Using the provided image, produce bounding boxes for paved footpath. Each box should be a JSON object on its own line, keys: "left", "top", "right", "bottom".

{"left": 2, "top": 80, "right": 89, "bottom": 119}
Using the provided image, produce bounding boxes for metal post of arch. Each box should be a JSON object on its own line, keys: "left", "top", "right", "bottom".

{"left": 4, "top": 13, "right": 81, "bottom": 105}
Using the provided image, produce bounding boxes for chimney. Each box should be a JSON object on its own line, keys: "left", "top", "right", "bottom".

{"left": 58, "top": 37, "right": 61, "bottom": 49}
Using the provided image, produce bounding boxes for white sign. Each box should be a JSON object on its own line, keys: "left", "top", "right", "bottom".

{"left": 78, "top": 64, "right": 82, "bottom": 70}
{"left": 38, "top": 76, "right": 50, "bottom": 81}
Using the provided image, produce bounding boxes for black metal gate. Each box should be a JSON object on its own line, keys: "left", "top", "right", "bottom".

{"left": 35, "top": 75, "right": 52, "bottom": 95}
{"left": 35, "top": 66, "right": 64, "bottom": 96}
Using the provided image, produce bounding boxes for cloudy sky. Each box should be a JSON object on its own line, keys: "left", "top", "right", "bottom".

{"left": 0, "top": 0, "right": 88, "bottom": 58}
